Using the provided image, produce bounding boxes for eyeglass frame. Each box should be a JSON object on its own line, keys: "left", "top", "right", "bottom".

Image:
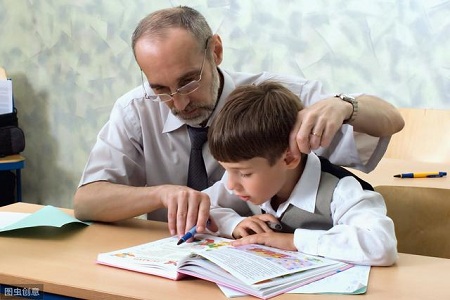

{"left": 140, "top": 37, "right": 211, "bottom": 103}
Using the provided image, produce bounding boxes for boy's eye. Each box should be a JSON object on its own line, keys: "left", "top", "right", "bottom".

{"left": 240, "top": 173, "right": 252, "bottom": 178}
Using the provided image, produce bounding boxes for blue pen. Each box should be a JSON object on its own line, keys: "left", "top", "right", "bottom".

{"left": 177, "top": 220, "right": 211, "bottom": 245}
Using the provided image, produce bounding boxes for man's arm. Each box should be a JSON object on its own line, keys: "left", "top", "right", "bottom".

{"left": 347, "top": 94, "right": 405, "bottom": 137}
{"left": 292, "top": 94, "right": 405, "bottom": 154}
{"left": 73, "top": 181, "right": 212, "bottom": 236}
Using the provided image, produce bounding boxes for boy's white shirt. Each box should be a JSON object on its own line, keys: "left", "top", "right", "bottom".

{"left": 206, "top": 152, "right": 398, "bottom": 266}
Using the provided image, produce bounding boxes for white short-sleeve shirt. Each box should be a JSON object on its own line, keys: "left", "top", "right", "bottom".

{"left": 79, "top": 68, "right": 389, "bottom": 220}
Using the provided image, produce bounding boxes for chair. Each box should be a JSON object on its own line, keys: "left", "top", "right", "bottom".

{"left": 0, "top": 154, "right": 25, "bottom": 202}
{"left": 384, "top": 108, "right": 450, "bottom": 163}
{"left": 375, "top": 185, "right": 450, "bottom": 258}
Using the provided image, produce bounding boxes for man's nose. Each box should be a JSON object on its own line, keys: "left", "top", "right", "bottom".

{"left": 171, "top": 93, "right": 190, "bottom": 111}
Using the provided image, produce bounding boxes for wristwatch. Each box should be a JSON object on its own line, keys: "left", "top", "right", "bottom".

{"left": 335, "top": 93, "right": 358, "bottom": 124}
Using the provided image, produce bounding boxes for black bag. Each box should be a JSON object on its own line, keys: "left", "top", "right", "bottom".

{"left": 0, "top": 108, "right": 18, "bottom": 127}
{"left": 0, "top": 108, "right": 25, "bottom": 157}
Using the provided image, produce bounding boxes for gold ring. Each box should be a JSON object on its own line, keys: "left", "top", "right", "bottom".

{"left": 311, "top": 132, "right": 322, "bottom": 138}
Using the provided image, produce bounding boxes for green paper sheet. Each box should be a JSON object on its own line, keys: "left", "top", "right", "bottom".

{"left": 0, "top": 205, "right": 90, "bottom": 232}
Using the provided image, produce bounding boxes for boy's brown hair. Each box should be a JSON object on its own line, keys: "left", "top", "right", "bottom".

{"left": 209, "top": 81, "right": 303, "bottom": 166}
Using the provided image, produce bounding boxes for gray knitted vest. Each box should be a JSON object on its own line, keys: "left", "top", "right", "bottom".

{"left": 247, "top": 156, "right": 373, "bottom": 233}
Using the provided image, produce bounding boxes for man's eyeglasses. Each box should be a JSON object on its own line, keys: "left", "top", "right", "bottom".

{"left": 141, "top": 37, "right": 210, "bottom": 103}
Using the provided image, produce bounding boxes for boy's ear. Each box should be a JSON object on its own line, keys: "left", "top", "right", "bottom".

{"left": 284, "top": 149, "right": 301, "bottom": 169}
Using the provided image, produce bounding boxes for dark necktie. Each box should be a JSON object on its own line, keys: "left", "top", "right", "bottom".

{"left": 187, "top": 126, "right": 209, "bottom": 191}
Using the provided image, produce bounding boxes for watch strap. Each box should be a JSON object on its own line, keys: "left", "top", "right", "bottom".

{"left": 336, "top": 93, "right": 358, "bottom": 124}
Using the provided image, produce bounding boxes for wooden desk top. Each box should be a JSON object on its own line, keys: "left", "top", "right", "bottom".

{"left": 348, "top": 158, "right": 449, "bottom": 189}
{"left": 1, "top": 203, "right": 449, "bottom": 300}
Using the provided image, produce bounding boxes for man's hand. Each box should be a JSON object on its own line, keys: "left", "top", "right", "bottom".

{"left": 159, "top": 185, "right": 217, "bottom": 238}
{"left": 232, "top": 232, "right": 296, "bottom": 251}
{"left": 232, "top": 214, "right": 281, "bottom": 239}
{"left": 289, "top": 97, "right": 351, "bottom": 156}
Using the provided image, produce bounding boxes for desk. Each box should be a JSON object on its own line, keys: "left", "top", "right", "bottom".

{"left": 0, "top": 154, "right": 25, "bottom": 202}
{"left": 1, "top": 203, "right": 449, "bottom": 300}
{"left": 348, "top": 158, "right": 450, "bottom": 189}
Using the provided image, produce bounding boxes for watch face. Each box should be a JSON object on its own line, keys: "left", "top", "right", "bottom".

{"left": 338, "top": 94, "right": 355, "bottom": 102}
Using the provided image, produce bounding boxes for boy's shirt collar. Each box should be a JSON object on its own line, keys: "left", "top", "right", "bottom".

{"left": 260, "top": 152, "right": 321, "bottom": 217}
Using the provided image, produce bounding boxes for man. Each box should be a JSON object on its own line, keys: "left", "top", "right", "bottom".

{"left": 73, "top": 6, "right": 404, "bottom": 238}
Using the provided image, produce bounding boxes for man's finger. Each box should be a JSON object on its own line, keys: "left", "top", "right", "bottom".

{"left": 176, "top": 193, "right": 189, "bottom": 237}
{"left": 166, "top": 197, "right": 178, "bottom": 236}
{"left": 295, "top": 111, "right": 315, "bottom": 154}
{"left": 289, "top": 117, "right": 303, "bottom": 157}
{"left": 194, "top": 193, "right": 211, "bottom": 233}
{"left": 309, "top": 128, "right": 324, "bottom": 150}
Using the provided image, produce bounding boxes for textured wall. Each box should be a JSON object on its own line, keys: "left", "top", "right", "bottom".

{"left": 0, "top": 0, "right": 448, "bottom": 208}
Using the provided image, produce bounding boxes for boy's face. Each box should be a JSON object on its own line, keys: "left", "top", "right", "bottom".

{"left": 219, "top": 155, "right": 290, "bottom": 206}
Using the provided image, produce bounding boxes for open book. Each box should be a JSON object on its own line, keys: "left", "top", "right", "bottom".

{"left": 97, "top": 234, "right": 352, "bottom": 299}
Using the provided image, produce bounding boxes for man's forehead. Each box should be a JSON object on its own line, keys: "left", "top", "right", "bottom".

{"left": 136, "top": 32, "right": 203, "bottom": 84}
{"left": 137, "top": 28, "right": 200, "bottom": 54}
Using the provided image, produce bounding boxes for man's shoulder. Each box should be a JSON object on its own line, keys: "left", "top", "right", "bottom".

{"left": 109, "top": 85, "right": 170, "bottom": 127}
{"left": 222, "top": 68, "right": 308, "bottom": 87}
{"left": 114, "top": 85, "right": 145, "bottom": 108}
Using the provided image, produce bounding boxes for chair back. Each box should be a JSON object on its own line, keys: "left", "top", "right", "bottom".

{"left": 384, "top": 108, "right": 450, "bottom": 163}
{"left": 375, "top": 185, "right": 450, "bottom": 258}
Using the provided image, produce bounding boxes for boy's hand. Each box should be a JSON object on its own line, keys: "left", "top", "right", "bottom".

{"left": 232, "top": 232, "right": 296, "bottom": 251}
{"left": 232, "top": 214, "right": 280, "bottom": 239}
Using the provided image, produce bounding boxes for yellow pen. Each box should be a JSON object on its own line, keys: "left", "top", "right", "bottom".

{"left": 393, "top": 171, "right": 447, "bottom": 178}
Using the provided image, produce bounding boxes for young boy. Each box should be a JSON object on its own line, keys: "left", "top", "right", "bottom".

{"left": 205, "top": 81, "right": 397, "bottom": 266}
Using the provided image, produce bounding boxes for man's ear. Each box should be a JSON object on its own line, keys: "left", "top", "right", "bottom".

{"left": 284, "top": 149, "right": 301, "bottom": 169}
{"left": 211, "top": 34, "right": 223, "bottom": 65}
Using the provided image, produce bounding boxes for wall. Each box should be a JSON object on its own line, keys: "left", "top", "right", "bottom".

{"left": 0, "top": 0, "right": 448, "bottom": 208}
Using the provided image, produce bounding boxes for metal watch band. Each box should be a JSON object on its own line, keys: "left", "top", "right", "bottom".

{"left": 336, "top": 93, "right": 358, "bottom": 124}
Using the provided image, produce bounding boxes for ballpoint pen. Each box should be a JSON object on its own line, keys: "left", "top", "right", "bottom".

{"left": 177, "top": 219, "right": 211, "bottom": 245}
{"left": 393, "top": 171, "right": 447, "bottom": 178}
{"left": 266, "top": 221, "right": 283, "bottom": 232}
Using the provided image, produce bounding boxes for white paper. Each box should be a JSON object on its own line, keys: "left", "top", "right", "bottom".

{"left": 0, "top": 79, "right": 13, "bottom": 114}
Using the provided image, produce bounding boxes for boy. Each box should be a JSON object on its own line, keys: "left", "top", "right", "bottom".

{"left": 206, "top": 81, "right": 397, "bottom": 266}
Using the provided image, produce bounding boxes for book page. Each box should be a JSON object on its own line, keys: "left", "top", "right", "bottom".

{"left": 97, "top": 234, "right": 233, "bottom": 279}
{"left": 0, "top": 79, "right": 13, "bottom": 114}
{"left": 217, "top": 265, "right": 370, "bottom": 297}
{"left": 189, "top": 243, "right": 341, "bottom": 285}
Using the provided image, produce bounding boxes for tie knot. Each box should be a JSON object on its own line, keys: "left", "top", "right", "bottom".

{"left": 187, "top": 126, "right": 208, "bottom": 150}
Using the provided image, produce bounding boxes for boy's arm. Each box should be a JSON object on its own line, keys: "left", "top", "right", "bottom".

{"left": 293, "top": 177, "right": 398, "bottom": 266}
{"left": 203, "top": 179, "right": 250, "bottom": 238}
{"left": 209, "top": 207, "right": 245, "bottom": 238}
